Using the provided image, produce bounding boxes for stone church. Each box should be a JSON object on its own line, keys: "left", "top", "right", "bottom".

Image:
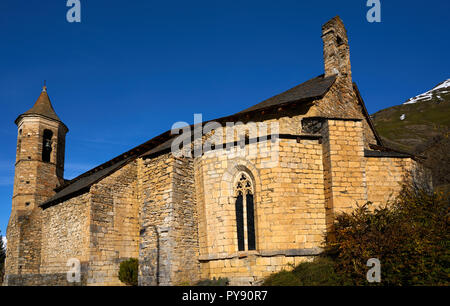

{"left": 5, "top": 16, "right": 424, "bottom": 285}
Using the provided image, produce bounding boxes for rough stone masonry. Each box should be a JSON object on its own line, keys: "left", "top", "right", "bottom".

{"left": 4, "top": 16, "right": 429, "bottom": 286}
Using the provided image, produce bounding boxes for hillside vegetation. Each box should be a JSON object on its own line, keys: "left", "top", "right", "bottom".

{"left": 371, "top": 80, "right": 450, "bottom": 189}
{"left": 372, "top": 93, "right": 449, "bottom": 153}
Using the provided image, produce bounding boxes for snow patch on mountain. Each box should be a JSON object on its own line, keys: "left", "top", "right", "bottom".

{"left": 404, "top": 79, "right": 450, "bottom": 105}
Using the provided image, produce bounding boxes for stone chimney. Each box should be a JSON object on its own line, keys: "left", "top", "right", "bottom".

{"left": 322, "top": 16, "right": 352, "bottom": 85}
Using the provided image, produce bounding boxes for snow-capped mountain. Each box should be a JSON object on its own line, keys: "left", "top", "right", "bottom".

{"left": 404, "top": 79, "right": 450, "bottom": 105}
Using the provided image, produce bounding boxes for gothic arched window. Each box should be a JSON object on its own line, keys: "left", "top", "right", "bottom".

{"left": 42, "top": 129, "right": 53, "bottom": 163}
{"left": 234, "top": 172, "right": 256, "bottom": 251}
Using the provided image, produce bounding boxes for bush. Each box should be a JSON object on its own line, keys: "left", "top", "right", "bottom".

{"left": 325, "top": 184, "right": 449, "bottom": 286}
{"left": 262, "top": 270, "right": 301, "bottom": 286}
{"left": 262, "top": 257, "right": 342, "bottom": 286}
{"left": 118, "top": 258, "right": 138, "bottom": 286}
{"left": 263, "top": 183, "right": 449, "bottom": 286}
{"left": 195, "top": 277, "right": 229, "bottom": 286}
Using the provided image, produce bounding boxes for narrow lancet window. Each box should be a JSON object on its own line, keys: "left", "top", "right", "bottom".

{"left": 246, "top": 193, "right": 256, "bottom": 250}
{"left": 235, "top": 193, "right": 245, "bottom": 251}
{"left": 234, "top": 172, "right": 256, "bottom": 251}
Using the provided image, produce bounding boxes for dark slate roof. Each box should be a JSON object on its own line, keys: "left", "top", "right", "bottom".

{"left": 40, "top": 133, "right": 176, "bottom": 208}
{"left": 364, "top": 149, "right": 411, "bottom": 158}
{"left": 237, "top": 74, "right": 336, "bottom": 113}
{"left": 40, "top": 74, "right": 338, "bottom": 208}
{"left": 40, "top": 157, "right": 133, "bottom": 209}
{"left": 367, "top": 144, "right": 422, "bottom": 160}
{"left": 16, "top": 87, "right": 64, "bottom": 125}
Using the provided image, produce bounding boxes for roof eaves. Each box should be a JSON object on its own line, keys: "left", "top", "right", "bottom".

{"left": 352, "top": 82, "right": 383, "bottom": 146}
{"left": 15, "top": 113, "right": 69, "bottom": 132}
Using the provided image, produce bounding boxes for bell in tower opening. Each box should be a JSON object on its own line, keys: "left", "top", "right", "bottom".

{"left": 42, "top": 129, "right": 53, "bottom": 163}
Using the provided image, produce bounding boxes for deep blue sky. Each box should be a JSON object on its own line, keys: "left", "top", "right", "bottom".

{"left": 0, "top": 0, "right": 449, "bottom": 234}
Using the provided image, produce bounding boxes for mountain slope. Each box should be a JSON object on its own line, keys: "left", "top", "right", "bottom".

{"left": 371, "top": 79, "right": 450, "bottom": 188}
{"left": 371, "top": 80, "right": 450, "bottom": 153}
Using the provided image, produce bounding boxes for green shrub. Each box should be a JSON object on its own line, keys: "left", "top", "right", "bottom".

{"left": 262, "top": 257, "right": 341, "bottom": 286}
{"left": 291, "top": 257, "right": 342, "bottom": 285}
{"left": 326, "top": 184, "right": 450, "bottom": 286}
{"left": 195, "top": 277, "right": 229, "bottom": 286}
{"left": 118, "top": 258, "right": 138, "bottom": 286}
{"left": 263, "top": 183, "right": 449, "bottom": 286}
{"left": 262, "top": 270, "right": 301, "bottom": 286}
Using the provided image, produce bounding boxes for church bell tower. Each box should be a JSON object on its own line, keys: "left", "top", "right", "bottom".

{"left": 12, "top": 84, "right": 68, "bottom": 212}
{"left": 5, "top": 84, "right": 68, "bottom": 277}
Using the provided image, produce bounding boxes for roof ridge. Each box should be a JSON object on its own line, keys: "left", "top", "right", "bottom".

{"left": 236, "top": 74, "right": 336, "bottom": 114}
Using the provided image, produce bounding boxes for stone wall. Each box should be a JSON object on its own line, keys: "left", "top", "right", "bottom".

{"left": 8, "top": 161, "right": 140, "bottom": 286}
{"left": 4, "top": 216, "right": 20, "bottom": 275}
{"left": 138, "top": 154, "right": 174, "bottom": 286}
{"left": 40, "top": 193, "right": 91, "bottom": 274}
{"left": 321, "top": 119, "right": 367, "bottom": 223}
{"left": 4, "top": 209, "right": 42, "bottom": 275}
{"left": 138, "top": 153, "right": 200, "bottom": 286}
{"left": 88, "top": 161, "right": 139, "bottom": 285}
{"left": 4, "top": 272, "right": 87, "bottom": 286}
{"left": 195, "top": 136, "right": 327, "bottom": 284}
{"left": 170, "top": 156, "right": 200, "bottom": 284}
{"left": 365, "top": 157, "right": 416, "bottom": 206}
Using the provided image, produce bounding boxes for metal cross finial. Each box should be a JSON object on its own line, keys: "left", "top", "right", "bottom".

{"left": 42, "top": 80, "right": 47, "bottom": 92}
